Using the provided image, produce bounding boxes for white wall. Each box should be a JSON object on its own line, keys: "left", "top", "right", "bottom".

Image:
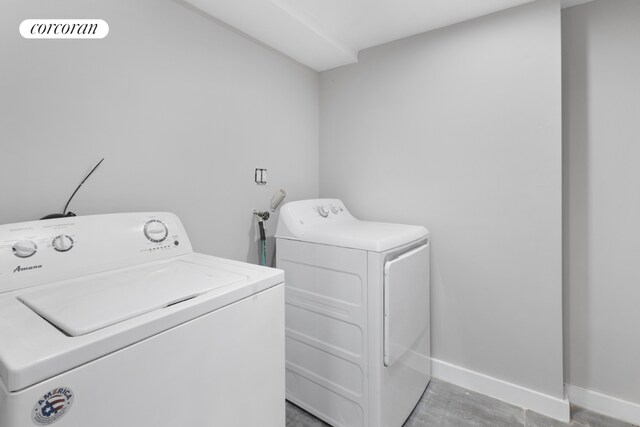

{"left": 563, "top": 0, "right": 640, "bottom": 406}
{"left": 0, "top": 0, "right": 319, "bottom": 263}
{"left": 320, "top": 0, "right": 564, "bottom": 401}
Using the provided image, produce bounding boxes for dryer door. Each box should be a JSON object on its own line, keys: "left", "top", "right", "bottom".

{"left": 383, "top": 244, "right": 429, "bottom": 366}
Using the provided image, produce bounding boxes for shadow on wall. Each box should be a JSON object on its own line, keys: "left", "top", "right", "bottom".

{"left": 562, "top": 5, "right": 590, "bottom": 387}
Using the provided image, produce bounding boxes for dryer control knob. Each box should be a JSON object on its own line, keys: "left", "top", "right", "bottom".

{"left": 318, "top": 206, "right": 330, "bottom": 218}
{"left": 12, "top": 240, "right": 37, "bottom": 258}
{"left": 144, "top": 220, "right": 168, "bottom": 243}
{"left": 52, "top": 235, "right": 74, "bottom": 252}
{"left": 331, "top": 205, "right": 340, "bottom": 214}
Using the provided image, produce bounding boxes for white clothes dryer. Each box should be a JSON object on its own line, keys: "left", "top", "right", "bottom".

{"left": 0, "top": 212, "right": 284, "bottom": 427}
{"left": 276, "top": 199, "right": 430, "bottom": 427}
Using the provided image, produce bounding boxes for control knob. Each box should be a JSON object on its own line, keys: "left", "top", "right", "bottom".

{"left": 144, "top": 220, "right": 168, "bottom": 243}
{"left": 52, "top": 235, "right": 74, "bottom": 252}
{"left": 331, "top": 205, "right": 340, "bottom": 214}
{"left": 317, "top": 206, "right": 330, "bottom": 218}
{"left": 12, "top": 240, "right": 37, "bottom": 258}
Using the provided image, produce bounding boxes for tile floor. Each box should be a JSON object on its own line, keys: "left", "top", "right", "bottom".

{"left": 285, "top": 380, "right": 638, "bottom": 427}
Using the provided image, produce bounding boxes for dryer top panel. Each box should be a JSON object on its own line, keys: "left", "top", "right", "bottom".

{"left": 275, "top": 199, "right": 429, "bottom": 252}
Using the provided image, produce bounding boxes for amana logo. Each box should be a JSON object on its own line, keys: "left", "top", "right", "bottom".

{"left": 13, "top": 265, "right": 42, "bottom": 273}
{"left": 32, "top": 387, "right": 74, "bottom": 425}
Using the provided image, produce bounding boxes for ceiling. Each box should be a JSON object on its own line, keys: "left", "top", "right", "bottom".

{"left": 184, "top": 0, "right": 595, "bottom": 71}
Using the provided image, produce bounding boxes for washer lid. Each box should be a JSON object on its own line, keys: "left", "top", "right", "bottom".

{"left": 275, "top": 199, "right": 429, "bottom": 252}
{"left": 18, "top": 259, "right": 244, "bottom": 337}
{"left": 0, "top": 253, "right": 283, "bottom": 392}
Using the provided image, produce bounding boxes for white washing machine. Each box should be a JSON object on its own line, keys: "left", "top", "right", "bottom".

{"left": 276, "top": 199, "right": 430, "bottom": 427}
{"left": 0, "top": 212, "right": 284, "bottom": 427}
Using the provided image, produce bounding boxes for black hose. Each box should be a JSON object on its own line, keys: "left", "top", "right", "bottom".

{"left": 258, "top": 220, "right": 266, "bottom": 241}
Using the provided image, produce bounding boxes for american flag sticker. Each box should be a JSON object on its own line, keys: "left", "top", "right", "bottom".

{"left": 32, "top": 387, "right": 74, "bottom": 425}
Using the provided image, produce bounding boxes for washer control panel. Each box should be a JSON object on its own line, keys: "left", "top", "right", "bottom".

{"left": 0, "top": 212, "right": 192, "bottom": 294}
{"left": 52, "top": 235, "right": 74, "bottom": 252}
{"left": 144, "top": 220, "right": 168, "bottom": 243}
{"left": 12, "top": 240, "right": 38, "bottom": 258}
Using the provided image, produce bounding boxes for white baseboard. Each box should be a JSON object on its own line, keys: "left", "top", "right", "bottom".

{"left": 431, "top": 358, "right": 570, "bottom": 422}
{"left": 567, "top": 385, "right": 640, "bottom": 426}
